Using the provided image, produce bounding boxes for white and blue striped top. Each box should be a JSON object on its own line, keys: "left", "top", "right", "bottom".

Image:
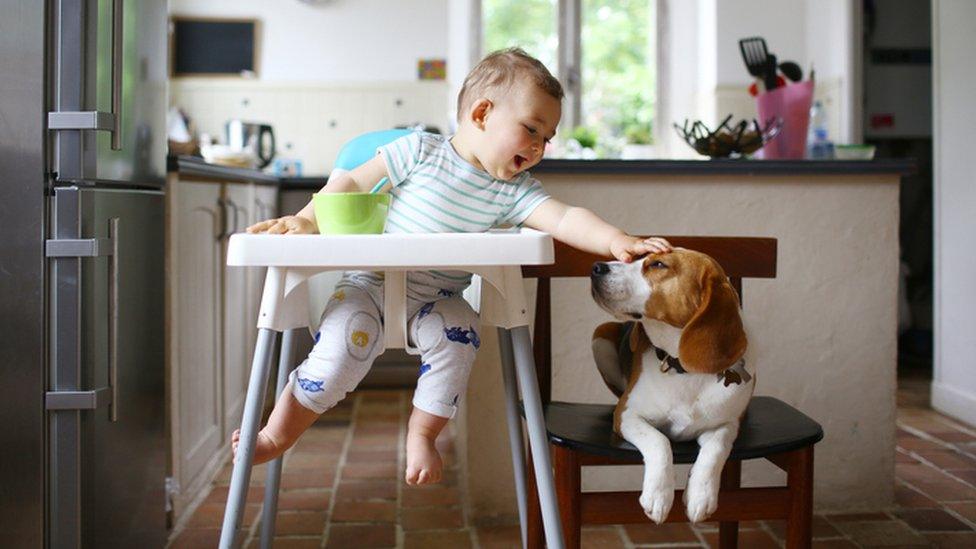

{"left": 339, "top": 131, "right": 550, "bottom": 301}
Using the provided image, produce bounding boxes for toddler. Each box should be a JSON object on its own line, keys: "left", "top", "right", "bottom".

{"left": 238, "top": 48, "right": 671, "bottom": 485}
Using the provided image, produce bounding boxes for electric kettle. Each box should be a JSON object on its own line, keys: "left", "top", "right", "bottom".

{"left": 225, "top": 120, "right": 276, "bottom": 168}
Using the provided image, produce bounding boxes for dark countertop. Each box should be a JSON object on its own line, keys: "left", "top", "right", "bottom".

{"left": 167, "top": 155, "right": 329, "bottom": 187}
{"left": 169, "top": 155, "right": 914, "bottom": 187}
{"left": 531, "top": 158, "right": 916, "bottom": 176}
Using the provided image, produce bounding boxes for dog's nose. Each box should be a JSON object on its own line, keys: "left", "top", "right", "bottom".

{"left": 592, "top": 262, "right": 610, "bottom": 277}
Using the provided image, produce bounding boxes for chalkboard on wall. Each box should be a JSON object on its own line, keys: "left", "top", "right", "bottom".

{"left": 171, "top": 18, "right": 258, "bottom": 76}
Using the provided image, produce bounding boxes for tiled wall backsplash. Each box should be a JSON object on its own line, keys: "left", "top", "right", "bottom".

{"left": 170, "top": 80, "right": 450, "bottom": 175}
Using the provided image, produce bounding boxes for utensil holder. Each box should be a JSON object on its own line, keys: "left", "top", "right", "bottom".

{"left": 756, "top": 80, "right": 814, "bottom": 159}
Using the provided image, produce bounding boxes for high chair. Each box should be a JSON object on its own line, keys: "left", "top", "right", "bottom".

{"left": 218, "top": 130, "right": 568, "bottom": 548}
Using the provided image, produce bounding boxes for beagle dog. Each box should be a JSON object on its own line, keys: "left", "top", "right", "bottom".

{"left": 589, "top": 248, "right": 752, "bottom": 524}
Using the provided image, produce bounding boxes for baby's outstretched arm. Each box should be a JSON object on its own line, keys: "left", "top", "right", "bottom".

{"left": 245, "top": 154, "right": 390, "bottom": 234}
{"left": 523, "top": 198, "right": 671, "bottom": 262}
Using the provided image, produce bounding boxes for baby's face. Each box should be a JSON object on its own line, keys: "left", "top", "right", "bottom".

{"left": 478, "top": 81, "right": 561, "bottom": 181}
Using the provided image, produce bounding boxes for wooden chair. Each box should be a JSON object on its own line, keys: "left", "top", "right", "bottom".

{"left": 520, "top": 236, "right": 823, "bottom": 549}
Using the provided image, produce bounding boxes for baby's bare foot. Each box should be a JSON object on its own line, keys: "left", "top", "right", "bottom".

{"left": 231, "top": 429, "right": 283, "bottom": 465}
{"left": 405, "top": 432, "right": 443, "bottom": 485}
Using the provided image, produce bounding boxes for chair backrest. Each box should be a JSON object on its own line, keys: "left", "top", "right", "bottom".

{"left": 521, "top": 236, "right": 777, "bottom": 403}
{"left": 332, "top": 128, "right": 414, "bottom": 171}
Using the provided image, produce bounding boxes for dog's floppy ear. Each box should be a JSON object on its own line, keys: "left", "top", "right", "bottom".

{"left": 678, "top": 264, "right": 747, "bottom": 374}
{"left": 629, "top": 321, "right": 651, "bottom": 355}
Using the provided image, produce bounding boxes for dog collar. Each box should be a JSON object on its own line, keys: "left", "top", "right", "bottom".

{"left": 619, "top": 322, "right": 751, "bottom": 386}
{"left": 655, "top": 346, "right": 687, "bottom": 374}
{"left": 653, "top": 345, "right": 752, "bottom": 386}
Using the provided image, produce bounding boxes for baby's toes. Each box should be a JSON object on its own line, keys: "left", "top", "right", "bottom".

{"left": 405, "top": 467, "right": 419, "bottom": 485}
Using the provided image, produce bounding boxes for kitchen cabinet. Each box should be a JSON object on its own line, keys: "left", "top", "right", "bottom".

{"left": 221, "top": 183, "right": 252, "bottom": 440}
{"left": 246, "top": 186, "right": 278, "bottom": 376}
{"left": 166, "top": 174, "right": 278, "bottom": 522}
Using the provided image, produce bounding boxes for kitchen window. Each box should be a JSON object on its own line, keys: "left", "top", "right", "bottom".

{"left": 482, "top": 0, "right": 660, "bottom": 157}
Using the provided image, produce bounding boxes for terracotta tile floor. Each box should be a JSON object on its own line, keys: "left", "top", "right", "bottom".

{"left": 168, "top": 380, "right": 976, "bottom": 548}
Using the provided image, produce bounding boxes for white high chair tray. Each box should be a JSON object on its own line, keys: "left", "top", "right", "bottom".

{"left": 227, "top": 228, "right": 554, "bottom": 268}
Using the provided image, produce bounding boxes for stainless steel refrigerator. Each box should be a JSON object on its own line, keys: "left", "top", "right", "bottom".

{"left": 0, "top": 0, "right": 169, "bottom": 546}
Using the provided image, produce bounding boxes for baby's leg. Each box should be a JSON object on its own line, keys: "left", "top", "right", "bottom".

{"left": 405, "top": 297, "right": 480, "bottom": 484}
{"left": 405, "top": 408, "right": 448, "bottom": 484}
{"left": 232, "top": 286, "right": 384, "bottom": 464}
{"left": 232, "top": 382, "right": 318, "bottom": 464}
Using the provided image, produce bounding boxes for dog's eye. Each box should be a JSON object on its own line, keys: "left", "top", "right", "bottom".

{"left": 650, "top": 260, "right": 668, "bottom": 269}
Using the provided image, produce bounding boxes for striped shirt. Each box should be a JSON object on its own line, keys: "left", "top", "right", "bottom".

{"left": 339, "top": 131, "right": 550, "bottom": 301}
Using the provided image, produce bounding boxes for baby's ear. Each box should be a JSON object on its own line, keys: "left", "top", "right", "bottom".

{"left": 470, "top": 98, "right": 493, "bottom": 129}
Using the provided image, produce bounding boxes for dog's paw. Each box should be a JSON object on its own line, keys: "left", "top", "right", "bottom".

{"left": 639, "top": 482, "right": 674, "bottom": 524}
{"left": 683, "top": 478, "right": 719, "bottom": 523}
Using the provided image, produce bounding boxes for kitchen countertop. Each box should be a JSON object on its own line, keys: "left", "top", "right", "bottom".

{"left": 531, "top": 157, "right": 916, "bottom": 176}
{"left": 167, "top": 155, "right": 329, "bottom": 187}
{"left": 169, "top": 154, "right": 915, "bottom": 188}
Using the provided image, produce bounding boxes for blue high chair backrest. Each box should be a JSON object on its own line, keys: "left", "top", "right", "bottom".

{"left": 333, "top": 129, "right": 414, "bottom": 171}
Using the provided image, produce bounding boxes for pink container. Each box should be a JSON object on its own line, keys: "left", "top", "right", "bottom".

{"left": 756, "top": 80, "right": 814, "bottom": 159}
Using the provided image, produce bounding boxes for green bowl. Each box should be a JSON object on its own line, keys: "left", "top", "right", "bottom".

{"left": 312, "top": 193, "right": 390, "bottom": 234}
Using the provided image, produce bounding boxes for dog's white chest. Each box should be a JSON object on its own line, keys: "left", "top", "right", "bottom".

{"left": 628, "top": 355, "right": 753, "bottom": 441}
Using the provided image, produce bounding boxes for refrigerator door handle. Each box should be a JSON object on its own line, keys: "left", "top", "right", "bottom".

{"left": 46, "top": 388, "right": 113, "bottom": 411}
{"left": 46, "top": 238, "right": 114, "bottom": 258}
{"left": 47, "top": 0, "right": 123, "bottom": 150}
{"left": 44, "top": 218, "right": 120, "bottom": 422}
{"left": 109, "top": 0, "right": 123, "bottom": 150}
{"left": 108, "top": 217, "right": 119, "bottom": 421}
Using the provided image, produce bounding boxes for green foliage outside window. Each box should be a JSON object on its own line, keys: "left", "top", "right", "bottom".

{"left": 483, "top": 0, "right": 655, "bottom": 156}
{"left": 581, "top": 1, "right": 655, "bottom": 151}
{"left": 483, "top": 0, "right": 558, "bottom": 72}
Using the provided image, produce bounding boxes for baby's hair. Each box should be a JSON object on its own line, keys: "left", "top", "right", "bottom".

{"left": 456, "top": 47, "right": 564, "bottom": 122}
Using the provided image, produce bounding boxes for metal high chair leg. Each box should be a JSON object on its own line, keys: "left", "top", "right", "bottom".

{"left": 502, "top": 326, "right": 566, "bottom": 549}
{"left": 260, "top": 329, "right": 298, "bottom": 549}
{"left": 219, "top": 328, "right": 278, "bottom": 549}
{"left": 498, "top": 328, "right": 529, "bottom": 549}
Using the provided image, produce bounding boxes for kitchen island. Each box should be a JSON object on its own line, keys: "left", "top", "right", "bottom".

{"left": 460, "top": 158, "right": 912, "bottom": 518}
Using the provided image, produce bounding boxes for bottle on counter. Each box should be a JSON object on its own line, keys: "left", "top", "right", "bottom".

{"left": 807, "top": 100, "right": 834, "bottom": 159}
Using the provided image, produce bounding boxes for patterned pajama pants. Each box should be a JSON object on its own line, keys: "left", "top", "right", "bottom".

{"left": 289, "top": 284, "right": 481, "bottom": 418}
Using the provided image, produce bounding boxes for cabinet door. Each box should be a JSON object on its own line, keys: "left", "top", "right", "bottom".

{"left": 221, "top": 183, "right": 253, "bottom": 438}
{"left": 246, "top": 185, "right": 279, "bottom": 372}
{"left": 168, "top": 180, "right": 223, "bottom": 495}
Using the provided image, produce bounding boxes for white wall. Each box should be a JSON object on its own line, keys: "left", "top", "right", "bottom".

{"left": 931, "top": 0, "right": 976, "bottom": 426}
{"left": 170, "top": 0, "right": 448, "bottom": 81}
{"left": 663, "top": 0, "right": 856, "bottom": 157}
{"left": 446, "top": 0, "right": 482, "bottom": 134}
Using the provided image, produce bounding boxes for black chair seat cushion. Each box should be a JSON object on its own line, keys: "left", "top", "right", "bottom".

{"left": 538, "top": 396, "right": 823, "bottom": 464}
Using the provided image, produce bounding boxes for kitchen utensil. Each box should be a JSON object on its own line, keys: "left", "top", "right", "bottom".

{"left": 778, "top": 61, "right": 803, "bottom": 82}
{"left": 764, "top": 52, "right": 779, "bottom": 90}
{"left": 739, "top": 37, "right": 771, "bottom": 83}
{"left": 225, "top": 120, "right": 276, "bottom": 168}
{"left": 312, "top": 193, "right": 390, "bottom": 234}
{"left": 673, "top": 115, "right": 782, "bottom": 158}
{"left": 749, "top": 76, "right": 787, "bottom": 97}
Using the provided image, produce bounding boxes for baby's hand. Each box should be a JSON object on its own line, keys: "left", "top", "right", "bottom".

{"left": 610, "top": 235, "right": 672, "bottom": 263}
{"left": 246, "top": 215, "right": 317, "bottom": 235}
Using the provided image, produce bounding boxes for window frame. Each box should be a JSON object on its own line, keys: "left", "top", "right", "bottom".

{"left": 476, "top": 0, "right": 665, "bottom": 146}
